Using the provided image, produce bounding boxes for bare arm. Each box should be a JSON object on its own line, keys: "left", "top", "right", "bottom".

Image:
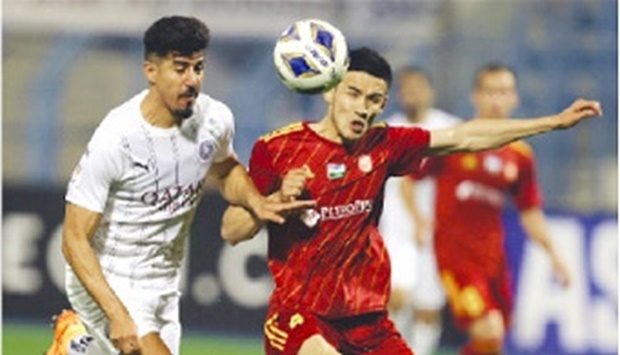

{"left": 212, "top": 157, "right": 271, "bottom": 244}
{"left": 519, "top": 208, "right": 571, "bottom": 287}
{"left": 400, "top": 177, "right": 419, "bottom": 221}
{"left": 220, "top": 195, "right": 274, "bottom": 246}
{"left": 221, "top": 166, "right": 314, "bottom": 245}
{"left": 208, "top": 156, "right": 265, "bottom": 211}
{"left": 400, "top": 177, "right": 431, "bottom": 246}
{"left": 428, "top": 99, "right": 602, "bottom": 155}
{"left": 62, "top": 202, "right": 139, "bottom": 353}
{"left": 209, "top": 156, "right": 315, "bottom": 225}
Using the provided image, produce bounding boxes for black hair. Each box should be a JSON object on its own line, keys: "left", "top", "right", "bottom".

{"left": 473, "top": 62, "right": 518, "bottom": 89}
{"left": 143, "top": 16, "right": 210, "bottom": 59}
{"left": 399, "top": 65, "right": 432, "bottom": 85}
{"left": 348, "top": 47, "right": 393, "bottom": 87}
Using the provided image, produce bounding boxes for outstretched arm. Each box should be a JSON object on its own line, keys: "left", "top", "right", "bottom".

{"left": 519, "top": 208, "right": 571, "bottom": 287}
{"left": 428, "top": 99, "right": 602, "bottom": 155}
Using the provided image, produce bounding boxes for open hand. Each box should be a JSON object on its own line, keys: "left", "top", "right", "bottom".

{"left": 247, "top": 165, "right": 316, "bottom": 224}
{"left": 551, "top": 256, "right": 571, "bottom": 288}
{"left": 250, "top": 197, "right": 316, "bottom": 224}
{"left": 250, "top": 165, "right": 315, "bottom": 223}
{"left": 555, "top": 99, "right": 602, "bottom": 129}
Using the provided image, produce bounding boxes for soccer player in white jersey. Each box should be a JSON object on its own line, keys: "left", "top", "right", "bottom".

{"left": 47, "top": 16, "right": 314, "bottom": 355}
{"left": 379, "top": 67, "right": 460, "bottom": 355}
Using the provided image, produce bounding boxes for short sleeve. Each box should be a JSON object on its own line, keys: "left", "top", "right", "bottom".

{"left": 65, "top": 138, "right": 124, "bottom": 213}
{"left": 213, "top": 105, "right": 236, "bottom": 163}
{"left": 387, "top": 127, "right": 431, "bottom": 176}
{"left": 409, "top": 155, "right": 443, "bottom": 180}
{"left": 511, "top": 150, "right": 543, "bottom": 210}
{"left": 248, "top": 139, "right": 280, "bottom": 195}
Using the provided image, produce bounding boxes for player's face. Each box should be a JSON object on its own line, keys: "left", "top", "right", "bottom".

{"left": 398, "top": 73, "right": 435, "bottom": 120}
{"left": 146, "top": 51, "right": 205, "bottom": 120}
{"left": 326, "top": 71, "right": 388, "bottom": 142}
{"left": 471, "top": 70, "right": 519, "bottom": 119}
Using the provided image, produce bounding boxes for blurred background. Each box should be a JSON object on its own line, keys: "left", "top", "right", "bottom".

{"left": 3, "top": 0, "right": 617, "bottom": 354}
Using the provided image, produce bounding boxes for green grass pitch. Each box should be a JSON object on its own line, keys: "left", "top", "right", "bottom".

{"left": 4, "top": 322, "right": 458, "bottom": 354}
{"left": 3, "top": 322, "right": 264, "bottom": 355}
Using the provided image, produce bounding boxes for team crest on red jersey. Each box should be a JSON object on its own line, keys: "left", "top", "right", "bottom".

{"left": 460, "top": 154, "right": 477, "bottom": 170}
{"left": 358, "top": 155, "right": 373, "bottom": 173}
{"left": 327, "top": 163, "right": 346, "bottom": 180}
{"left": 504, "top": 162, "right": 518, "bottom": 182}
{"left": 483, "top": 155, "right": 503, "bottom": 175}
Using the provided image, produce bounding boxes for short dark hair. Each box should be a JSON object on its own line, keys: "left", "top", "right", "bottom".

{"left": 143, "top": 16, "right": 210, "bottom": 59}
{"left": 399, "top": 65, "right": 432, "bottom": 85}
{"left": 473, "top": 62, "right": 517, "bottom": 89}
{"left": 348, "top": 47, "right": 393, "bottom": 87}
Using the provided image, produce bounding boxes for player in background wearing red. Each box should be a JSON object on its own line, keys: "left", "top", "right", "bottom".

{"left": 379, "top": 67, "right": 461, "bottom": 355}
{"left": 413, "top": 63, "right": 572, "bottom": 355}
{"left": 221, "top": 48, "right": 601, "bottom": 355}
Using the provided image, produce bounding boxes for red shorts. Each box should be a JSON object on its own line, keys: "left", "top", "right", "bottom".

{"left": 439, "top": 265, "right": 513, "bottom": 330}
{"left": 263, "top": 305, "right": 413, "bottom": 355}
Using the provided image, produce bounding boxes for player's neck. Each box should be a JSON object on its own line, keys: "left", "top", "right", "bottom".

{"left": 310, "top": 119, "right": 344, "bottom": 145}
{"left": 406, "top": 108, "right": 429, "bottom": 124}
{"left": 141, "top": 91, "right": 178, "bottom": 128}
{"left": 406, "top": 114, "right": 425, "bottom": 124}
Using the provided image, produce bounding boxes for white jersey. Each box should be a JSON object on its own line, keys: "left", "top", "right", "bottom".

{"left": 379, "top": 108, "right": 460, "bottom": 301}
{"left": 65, "top": 90, "right": 234, "bottom": 292}
{"left": 384, "top": 109, "right": 461, "bottom": 219}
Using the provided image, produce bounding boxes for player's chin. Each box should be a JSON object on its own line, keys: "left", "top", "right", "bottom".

{"left": 174, "top": 107, "right": 194, "bottom": 120}
{"left": 342, "top": 129, "right": 365, "bottom": 142}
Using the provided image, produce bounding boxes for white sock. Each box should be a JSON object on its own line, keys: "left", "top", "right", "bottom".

{"left": 410, "top": 320, "right": 441, "bottom": 355}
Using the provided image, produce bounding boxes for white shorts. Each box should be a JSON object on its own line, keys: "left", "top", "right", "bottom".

{"left": 380, "top": 179, "right": 445, "bottom": 311}
{"left": 66, "top": 273, "right": 181, "bottom": 354}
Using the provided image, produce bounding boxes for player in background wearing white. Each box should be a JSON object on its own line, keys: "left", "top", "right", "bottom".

{"left": 46, "top": 16, "right": 313, "bottom": 355}
{"left": 379, "top": 67, "right": 460, "bottom": 355}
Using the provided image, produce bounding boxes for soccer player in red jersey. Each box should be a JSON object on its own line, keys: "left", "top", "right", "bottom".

{"left": 221, "top": 48, "right": 601, "bottom": 355}
{"left": 413, "top": 63, "right": 572, "bottom": 355}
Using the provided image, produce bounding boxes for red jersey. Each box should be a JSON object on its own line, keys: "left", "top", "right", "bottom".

{"left": 429, "top": 141, "right": 542, "bottom": 275}
{"left": 249, "top": 122, "right": 430, "bottom": 318}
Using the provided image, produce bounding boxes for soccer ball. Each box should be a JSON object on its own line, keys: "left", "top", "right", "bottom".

{"left": 273, "top": 19, "right": 349, "bottom": 94}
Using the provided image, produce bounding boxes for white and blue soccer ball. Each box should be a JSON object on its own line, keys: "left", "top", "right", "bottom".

{"left": 273, "top": 19, "right": 349, "bottom": 94}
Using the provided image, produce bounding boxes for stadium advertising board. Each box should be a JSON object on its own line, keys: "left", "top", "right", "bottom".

{"left": 2, "top": 186, "right": 271, "bottom": 334}
{"left": 504, "top": 210, "right": 617, "bottom": 354}
{"left": 2, "top": 186, "right": 617, "bottom": 353}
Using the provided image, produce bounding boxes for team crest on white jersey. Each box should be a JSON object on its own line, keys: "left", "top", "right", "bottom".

{"left": 198, "top": 140, "right": 215, "bottom": 162}
{"left": 358, "top": 155, "right": 373, "bottom": 173}
{"left": 70, "top": 164, "right": 82, "bottom": 185}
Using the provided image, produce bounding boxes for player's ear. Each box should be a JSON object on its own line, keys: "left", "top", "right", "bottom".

{"left": 143, "top": 58, "right": 157, "bottom": 85}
